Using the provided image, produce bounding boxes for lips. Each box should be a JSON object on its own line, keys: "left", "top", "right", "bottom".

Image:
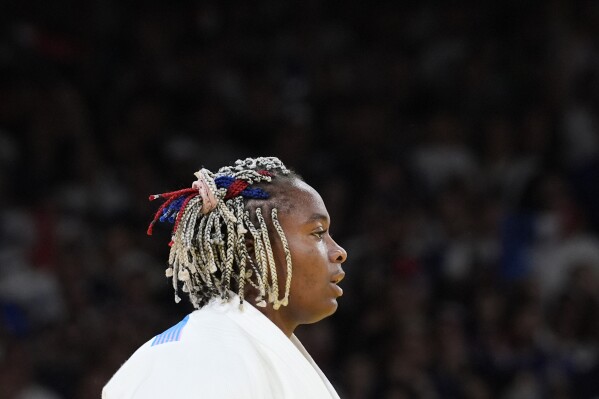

{"left": 330, "top": 283, "right": 343, "bottom": 296}
{"left": 330, "top": 270, "right": 345, "bottom": 285}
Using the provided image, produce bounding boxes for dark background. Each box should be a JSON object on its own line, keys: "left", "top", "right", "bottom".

{"left": 1, "top": 1, "right": 599, "bottom": 398}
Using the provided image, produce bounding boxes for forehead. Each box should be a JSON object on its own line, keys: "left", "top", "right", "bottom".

{"left": 277, "top": 179, "right": 329, "bottom": 222}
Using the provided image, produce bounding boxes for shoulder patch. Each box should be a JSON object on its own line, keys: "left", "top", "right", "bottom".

{"left": 151, "top": 315, "right": 190, "bottom": 346}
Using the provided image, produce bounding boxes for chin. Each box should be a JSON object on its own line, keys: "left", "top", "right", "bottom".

{"left": 310, "top": 300, "right": 339, "bottom": 324}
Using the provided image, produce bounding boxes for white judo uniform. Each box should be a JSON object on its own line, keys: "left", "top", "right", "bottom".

{"left": 102, "top": 296, "right": 340, "bottom": 399}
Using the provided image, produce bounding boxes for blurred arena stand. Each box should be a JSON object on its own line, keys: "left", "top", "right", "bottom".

{"left": 1, "top": 1, "right": 599, "bottom": 398}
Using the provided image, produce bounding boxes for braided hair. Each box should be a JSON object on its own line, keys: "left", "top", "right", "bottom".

{"left": 147, "top": 157, "right": 298, "bottom": 310}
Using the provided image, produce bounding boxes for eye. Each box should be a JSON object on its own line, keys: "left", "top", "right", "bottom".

{"left": 312, "top": 229, "right": 327, "bottom": 240}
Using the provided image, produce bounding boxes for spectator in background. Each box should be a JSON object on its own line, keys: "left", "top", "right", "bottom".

{"left": 1, "top": 1, "right": 598, "bottom": 398}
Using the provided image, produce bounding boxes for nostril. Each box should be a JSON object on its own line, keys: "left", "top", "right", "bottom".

{"left": 336, "top": 249, "right": 347, "bottom": 263}
{"left": 329, "top": 241, "right": 348, "bottom": 263}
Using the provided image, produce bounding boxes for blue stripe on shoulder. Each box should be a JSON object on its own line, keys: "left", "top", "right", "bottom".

{"left": 151, "top": 315, "right": 190, "bottom": 346}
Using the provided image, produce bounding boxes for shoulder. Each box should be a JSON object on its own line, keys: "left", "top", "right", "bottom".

{"left": 103, "top": 306, "right": 274, "bottom": 399}
{"left": 112, "top": 307, "right": 257, "bottom": 371}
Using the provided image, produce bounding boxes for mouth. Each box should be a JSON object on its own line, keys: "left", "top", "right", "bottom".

{"left": 330, "top": 271, "right": 345, "bottom": 296}
{"left": 330, "top": 271, "right": 345, "bottom": 285}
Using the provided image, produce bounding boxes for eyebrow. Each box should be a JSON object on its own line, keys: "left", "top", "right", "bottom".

{"left": 304, "top": 213, "right": 329, "bottom": 224}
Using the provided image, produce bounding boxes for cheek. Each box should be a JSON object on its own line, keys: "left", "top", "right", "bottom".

{"left": 300, "top": 269, "right": 319, "bottom": 290}
{"left": 292, "top": 247, "right": 327, "bottom": 292}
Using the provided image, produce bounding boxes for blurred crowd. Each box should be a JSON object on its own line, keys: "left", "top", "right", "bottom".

{"left": 1, "top": 1, "right": 599, "bottom": 398}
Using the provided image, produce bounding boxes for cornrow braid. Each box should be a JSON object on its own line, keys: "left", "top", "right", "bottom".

{"left": 147, "top": 157, "right": 297, "bottom": 309}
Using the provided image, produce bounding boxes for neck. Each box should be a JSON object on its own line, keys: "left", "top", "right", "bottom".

{"left": 250, "top": 299, "right": 297, "bottom": 337}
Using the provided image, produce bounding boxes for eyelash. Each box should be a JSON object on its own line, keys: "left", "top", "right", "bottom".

{"left": 313, "top": 230, "right": 327, "bottom": 239}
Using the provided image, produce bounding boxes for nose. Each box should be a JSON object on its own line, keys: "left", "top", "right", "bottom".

{"left": 329, "top": 239, "right": 348, "bottom": 264}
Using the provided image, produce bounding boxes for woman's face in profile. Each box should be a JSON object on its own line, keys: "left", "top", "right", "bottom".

{"left": 271, "top": 179, "right": 348, "bottom": 326}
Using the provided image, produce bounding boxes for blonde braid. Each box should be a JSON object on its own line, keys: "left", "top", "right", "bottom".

{"left": 272, "top": 208, "right": 292, "bottom": 308}
{"left": 222, "top": 203, "right": 237, "bottom": 300}
{"left": 244, "top": 211, "right": 268, "bottom": 307}
{"left": 256, "top": 207, "right": 281, "bottom": 308}
{"left": 148, "top": 156, "right": 297, "bottom": 309}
